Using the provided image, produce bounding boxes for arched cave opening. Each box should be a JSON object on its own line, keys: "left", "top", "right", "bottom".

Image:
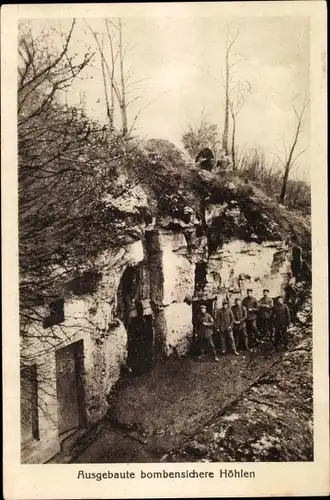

{"left": 116, "top": 264, "right": 154, "bottom": 376}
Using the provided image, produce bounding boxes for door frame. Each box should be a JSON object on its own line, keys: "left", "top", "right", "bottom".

{"left": 55, "top": 339, "right": 86, "bottom": 436}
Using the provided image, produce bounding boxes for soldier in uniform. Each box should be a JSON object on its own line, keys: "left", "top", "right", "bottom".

{"left": 195, "top": 147, "right": 216, "bottom": 172}
{"left": 215, "top": 300, "right": 238, "bottom": 355}
{"left": 242, "top": 289, "right": 259, "bottom": 347}
{"left": 195, "top": 304, "right": 219, "bottom": 362}
{"left": 258, "top": 289, "right": 273, "bottom": 341}
{"left": 272, "top": 296, "right": 291, "bottom": 350}
{"left": 231, "top": 297, "right": 250, "bottom": 351}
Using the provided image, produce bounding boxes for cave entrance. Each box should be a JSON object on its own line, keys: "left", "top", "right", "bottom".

{"left": 127, "top": 314, "right": 154, "bottom": 376}
{"left": 194, "top": 262, "right": 207, "bottom": 293}
{"left": 116, "top": 264, "right": 141, "bottom": 329}
{"left": 116, "top": 264, "right": 154, "bottom": 376}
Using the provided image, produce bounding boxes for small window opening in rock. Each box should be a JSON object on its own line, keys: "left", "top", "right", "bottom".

{"left": 182, "top": 212, "right": 192, "bottom": 224}
{"left": 66, "top": 271, "right": 102, "bottom": 296}
{"left": 167, "top": 221, "right": 183, "bottom": 232}
{"left": 196, "top": 227, "right": 205, "bottom": 238}
{"left": 20, "top": 364, "right": 39, "bottom": 443}
{"left": 195, "top": 262, "right": 207, "bottom": 293}
{"left": 144, "top": 212, "right": 153, "bottom": 225}
{"left": 43, "top": 297, "right": 65, "bottom": 328}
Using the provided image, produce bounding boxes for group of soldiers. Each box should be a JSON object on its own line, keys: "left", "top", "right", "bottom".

{"left": 195, "top": 289, "right": 291, "bottom": 362}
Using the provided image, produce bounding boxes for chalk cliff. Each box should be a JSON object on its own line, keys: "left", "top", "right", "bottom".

{"left": 20, "top": 142, "right": 311, "bottom": 463}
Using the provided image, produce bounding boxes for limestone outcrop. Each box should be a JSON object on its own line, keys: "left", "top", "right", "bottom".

{"left": 20, "top": 160, "right": 311, "bottom": 464}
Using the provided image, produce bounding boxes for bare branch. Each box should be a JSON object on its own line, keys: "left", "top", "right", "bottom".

{"left": 290, "top": 148, "right": 308, "bottom": 168}
{"left": 129, "top": 90, "right": 172, "bottom": 134}
{"left": 19, "top": 19, "right": 76, "bottom": 93}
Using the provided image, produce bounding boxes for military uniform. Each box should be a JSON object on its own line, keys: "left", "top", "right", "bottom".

{"left": 231, "top": 303, "right": 249, "bottom": 350}
{"left": 196, "top": 311, "right": 217, "bottom": 358}
{"left": 242, "top": 295, "right": 259, "bottom": 347}
{"left": 258, "top": 296, "right": 273, "bottom": 338}
{"left": 215, "top": 307, "right": 237, "bottom": 354}
{"left": 272, "top": 303, "right": 291, "bottom": 349}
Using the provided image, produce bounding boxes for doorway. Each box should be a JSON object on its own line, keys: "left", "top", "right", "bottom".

{"left": 55, "top": 340, "right": 85, "bottom": 436}
{"left": 127, "top": 314, "right": 154, "bottom": 376}
{"left": 194, "top": 262, "right": 207, "bottom": 293}
{"left": 116, "top": 264, "right": 141, "bottom": 329}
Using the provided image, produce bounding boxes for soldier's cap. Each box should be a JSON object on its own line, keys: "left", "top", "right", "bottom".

{"left": 247, "top": 288, "right": 253, "bottom": 292}
{"left": 234, "top": 297, "right": 240, "bottom": 301}
{"left": 200, "top": 303, "right": 206, "bottom": 308}
{"left": 222, "top": 300, "right": 229, "bottom": 305}
{"left": 263, "top": 288, "right": 270, "bottom": 292}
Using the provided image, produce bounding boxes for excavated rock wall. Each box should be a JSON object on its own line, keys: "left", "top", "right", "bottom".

{"left": 21, "top": 204, "right": 293, "bottom": 464}
{"left": 155, "top": 225, "right": 291, "bottom": 356}
{"left": 20, "top": 241, "right": 144, "bottom": 464}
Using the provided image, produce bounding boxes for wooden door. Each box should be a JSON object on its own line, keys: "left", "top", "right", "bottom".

{"left": 55, "top": 341, "right": 84, "bottom": 436}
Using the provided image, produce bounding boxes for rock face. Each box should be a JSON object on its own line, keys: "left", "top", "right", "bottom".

{"left": 206, "top": 240, "right": 290, "bottom": 299}
{"left": 155, "top": 233, "right": 291, "bottom": 356}
{"left": 20, "top": 172, "right": 309, "bottom": 464}
{"left": 20, "top": 241, "right": 145, "bottom": 464}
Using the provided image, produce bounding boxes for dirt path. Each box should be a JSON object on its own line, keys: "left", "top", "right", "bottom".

{"left": 54, "top": 322, "right": 312, "bottom": 464}
{"left": 166, "top": 335, "right": 313, "bottom": 462}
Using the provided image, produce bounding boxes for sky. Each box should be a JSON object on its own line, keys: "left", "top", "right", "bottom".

{"left": 23, "top": 16, "right": 310, "bottom": 180}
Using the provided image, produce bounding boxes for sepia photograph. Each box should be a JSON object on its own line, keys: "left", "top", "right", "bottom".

{"left": 2, "top": 1, "right": 328, "bottom": 498}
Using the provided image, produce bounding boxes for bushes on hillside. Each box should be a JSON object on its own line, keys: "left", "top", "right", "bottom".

{"left": 237, "top": 147, "right": 311, "bottom": 215}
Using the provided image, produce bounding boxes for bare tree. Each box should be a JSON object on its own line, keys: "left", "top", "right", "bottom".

{"left": 118, "top": 18, "right": 128, "bottom": 136}
{"left": 195, "top": 27, "right": 245, "bottom": 156}
{"left": 18, "top": 20, "right": 93, "bottom": 126}
{"left": 85, "top": 19, "right": 118, "bottom": 131}
{"left": 85, "top": 18, "right": 152, "bottom": 139}
{"left": 229, "top": 80, "right": 251, "bottom": 171}
{"left": 18, "top": 21, "right": 154, "bottom": 424}
{"left": 275, "top": 97, "right": 309, "bottom": 204}
{"left": 222, "top": 29, "right": 240, "bottom": 155}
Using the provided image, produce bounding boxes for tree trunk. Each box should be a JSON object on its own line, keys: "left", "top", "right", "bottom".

{"left": 231, "top": 111, "right": 236, "bottom": 171}
{"left": 222, "top": 52, "right": 229, "bottom": 154}
{"left": 280, "top": 165, "right": 290, "bottom": 204}
{"left": 119, "top": 19, "right": 128, "bottom": 137}
{"left": 100, "top": 39, "right": 114, "bottom": 131}
{"left": 105, "top": 18, "right": 116, "bottom": 132}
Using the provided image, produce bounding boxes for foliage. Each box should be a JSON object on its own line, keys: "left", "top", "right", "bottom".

{"left": 18, "top": 21, "right": 149, "bottom": 336}
{"left": 18, "top": 22, "right": 311, "bottom": 324}
{"left": 236, "top": 147, "right": 311, "bottom": 215}
{"left": 181, "top": 116, "right": 220, "bottom": 159}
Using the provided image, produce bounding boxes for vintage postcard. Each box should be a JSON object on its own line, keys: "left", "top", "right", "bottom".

{"left": 2, "top": 1, "right": 328, "bottom": 498}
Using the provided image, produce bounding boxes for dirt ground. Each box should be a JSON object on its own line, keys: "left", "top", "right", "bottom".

{"left": 166, "top": 335, "right": 313, "bottom": 462}
{"left": 50, "top": 320, "right": 312, "bottom": 464}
